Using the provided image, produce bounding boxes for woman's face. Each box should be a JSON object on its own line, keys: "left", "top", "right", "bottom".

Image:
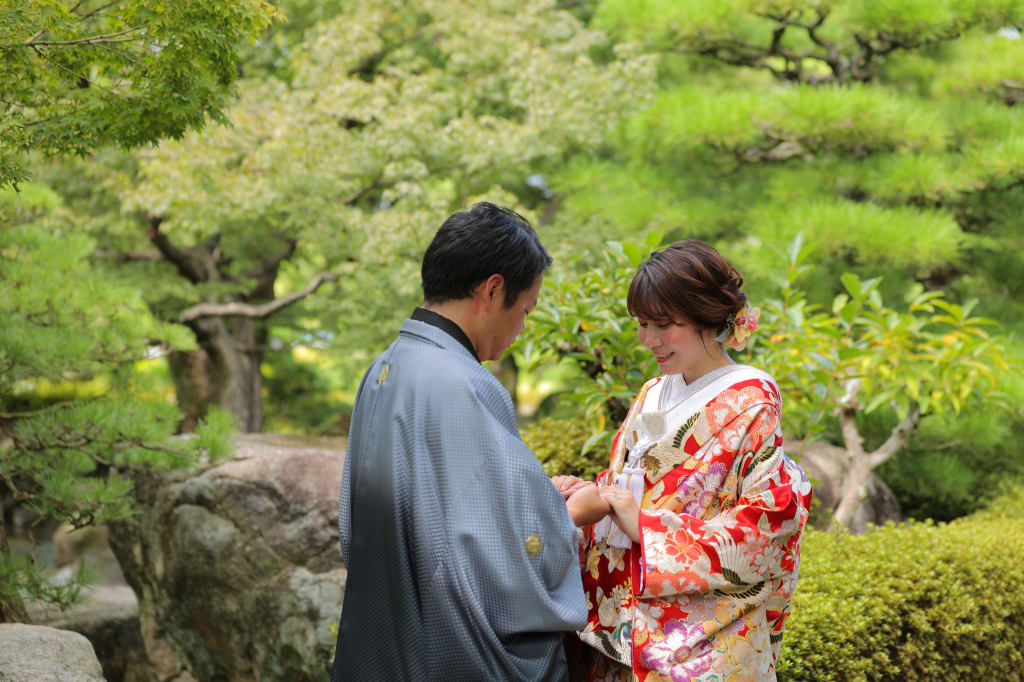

{"left": 637, "top": 317, "right": 718, "bottom": 378}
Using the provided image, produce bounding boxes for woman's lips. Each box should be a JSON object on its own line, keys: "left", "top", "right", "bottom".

{"left": 654, "top": 352, "right": 674, "bottom": 363}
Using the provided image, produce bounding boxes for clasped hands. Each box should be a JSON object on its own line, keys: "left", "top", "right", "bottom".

{"left": 550, "top": 475, "right": 641, "bottom": 544}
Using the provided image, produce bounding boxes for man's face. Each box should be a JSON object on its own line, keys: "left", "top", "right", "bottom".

{"left": 479, "top": 275, "right": 542, "bottom": 362}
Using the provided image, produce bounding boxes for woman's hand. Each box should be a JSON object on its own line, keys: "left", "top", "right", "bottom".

{"left": 551, "top": 475, "right": 592, "bottom": 500}
{"left": 565, "top": 485, "right": 611, "bottom": 527}
{"left": 599, "top": 487, "right": 641, "bottom": 545}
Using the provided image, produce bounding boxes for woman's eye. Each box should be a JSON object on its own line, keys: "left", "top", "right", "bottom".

{"left": 657, "top": 323, "right": 671, "bottom": 329}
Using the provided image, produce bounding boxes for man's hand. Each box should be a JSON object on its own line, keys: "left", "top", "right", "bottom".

{"left": 566, "top": 485, "right": 611, "bottom": 527}
{"left": 551, "top": 475, "right": 593, "bottom": 500}
{"left": 598, "top": 487, "right": 641, "bottom": 544}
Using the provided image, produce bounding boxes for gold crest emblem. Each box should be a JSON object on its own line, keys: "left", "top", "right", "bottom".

{"left": 377, "top": 364, "right": 390, "bottom": 385}
{"left": 524, "top": 534, "right": 542, "bottom": 557}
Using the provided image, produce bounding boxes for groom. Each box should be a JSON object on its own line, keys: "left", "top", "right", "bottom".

{"left": 331, "top": 203, "right": 586, "bottom": 681}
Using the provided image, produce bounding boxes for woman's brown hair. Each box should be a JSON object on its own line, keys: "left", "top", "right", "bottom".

{"left": 626, "top": 239, "right": 747, "bottom": 335}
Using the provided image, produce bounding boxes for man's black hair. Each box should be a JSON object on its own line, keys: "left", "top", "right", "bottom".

{"left": 421, "top": 202, "right": 552, "bottom": 308}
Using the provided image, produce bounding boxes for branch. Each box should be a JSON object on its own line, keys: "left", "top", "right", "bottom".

{"left": 76, "top": 1, "right": 116, "bottom": 21}
{"left": 341, "top": 169, "right": 385, "bottom": 206}
{"left": 143, "top": 214, "right": 206, "bottom": 283}
{"left": 29, "top": 44, "right": 123, "bottom": 98}
{"left": 242, "top": 239, "right": 297, "bottom": 300}
{"left": 93, "top": 249, "right": 161, "bottom": 262}
{"left": 0, "top": 400, "right": 81, "bottom": 420}
{"left": 346, "top": 30, "right": 423, "bottom": 79}
{"left": 5, "top": 26, "right": 146, "bottom": 48}
{"left": 837, "top": 378, "right": 864, "bottom": 460}
{"left": 10, "top": 105, "right": 88, "bottom": 129}
{"left": 869, "top": 403, "right": 922, "bottom": 467}
{"left": 179, "top": 272, "right": 339, "bottom": 323}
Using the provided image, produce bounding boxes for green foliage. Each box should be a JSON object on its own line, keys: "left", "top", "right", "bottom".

{"left": 0, "top": 191, "right": 231, "bottom": 612}
{"left": 0, "top": 0, "right": 277, "bottom": 188}
{"left": 874, "top": 403, "right": 1024, "bottom": 521}
{"left": 517, "top": 233, "right": 663, "bottom": 451}
{"left": 749, "top": 237, "right": 1009, "bottom": 436}
{"left": 43, "top": 0, "right": 659, "bottom": 424}
{"left": 521, "top": 414, "right": 607, "bottom": 480}
{"left": 521, "top": 236, "right": 1009, "bottom": 458}
{"left": 597, "top": 0, "right": 1024, "bottom": 71}
{"left": 777, "top": 490, "right": 1024, "bottom": 680}
{"left": 0, "top": 217, "right": 196, "bottom": 387}
{"left": 546, "top": 1, "right": 1024, "bottom": 363}
{"left": 261, "top": 348, "right": 349, "bottom": 434}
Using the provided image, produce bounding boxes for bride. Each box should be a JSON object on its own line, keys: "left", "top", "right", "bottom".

{"left": 555, "top": 239, "right": 812, "bottom": 682}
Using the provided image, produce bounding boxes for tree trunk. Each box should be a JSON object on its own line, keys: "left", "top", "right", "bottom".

{"left": 831, "top": 381, "right": 921, "bottom": 530}
{"left": 0, "top": 502, "right": 29, "bottom": 623}
{"left": 832, "top": 450, "right": 872, "bottom": 529}
{"left": 831, "top": 380, "right": 867, "bottom": 530}
{"left": 169, "top": 316, "right": 266, "bottom": 433}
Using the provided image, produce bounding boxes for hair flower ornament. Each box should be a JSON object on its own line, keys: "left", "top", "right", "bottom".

{"left": 720, "top": 306, "right": 760, "bottom": 351}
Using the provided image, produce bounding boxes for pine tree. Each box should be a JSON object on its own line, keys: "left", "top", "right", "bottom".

{"left": 0, "top": 0, "right": 272, "bottom": 621}
{"left": 548, "top": 0, "right": 1024, "bottom": 325}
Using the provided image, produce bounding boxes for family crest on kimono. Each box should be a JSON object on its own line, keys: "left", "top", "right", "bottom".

{"left": 556, "top": 240, "right": 812, "bottom": 682}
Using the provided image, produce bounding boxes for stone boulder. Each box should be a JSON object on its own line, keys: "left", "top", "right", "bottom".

{"left": 28, "top": 585, "right": 153, "bottom": 682}
{"left": 108, "top": 434, "right": 347, "bottom": 682}
{"left": 0, "top": 623, "right": 105, "bottom": 682}
{"left": 798, "top": 440, "right": 903, "bottom": 533}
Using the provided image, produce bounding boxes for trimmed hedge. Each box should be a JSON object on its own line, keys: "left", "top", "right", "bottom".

{"left": 525, "top": 417, "right": 1024, "bottom": 679}
{"left": 778, "top": 487, "right": 1024, "bottom": 681}
{"left": 521, "top": 414, "right": 607, "bottom": 480}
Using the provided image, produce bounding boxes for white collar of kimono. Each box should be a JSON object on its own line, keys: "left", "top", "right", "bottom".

{"left": 593, "top": 364, "right": 773, "bottom": 549}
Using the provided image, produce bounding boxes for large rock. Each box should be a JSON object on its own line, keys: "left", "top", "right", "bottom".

{"left": 108, "top": 434, "right": 347, "bottom": 682}
{"left": 28, "top": 586, "right": 153, "bottom": 682}
{"left": 798, "top": 440, "right": 903, "bottom": 533}
{"left": 0, "top": 623, "right": 105, "bottom": 682}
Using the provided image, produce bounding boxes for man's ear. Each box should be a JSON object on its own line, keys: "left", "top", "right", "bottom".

{"left": 475, "top": 274, "right": 505, "bottom": 312}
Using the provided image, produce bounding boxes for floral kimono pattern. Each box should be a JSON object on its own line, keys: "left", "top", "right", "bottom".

{"left": 578, "top": 367, "right": 811, "bottom": 682}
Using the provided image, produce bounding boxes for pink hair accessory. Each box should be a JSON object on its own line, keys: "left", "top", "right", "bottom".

{"left": 723, "top": 306, "right": 760, "bottom": 351}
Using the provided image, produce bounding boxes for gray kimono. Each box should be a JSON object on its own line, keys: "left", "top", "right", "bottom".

{"left": 331, "top": 316, "right": 586, "bottom": 681}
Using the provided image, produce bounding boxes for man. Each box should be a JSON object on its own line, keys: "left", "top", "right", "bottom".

{"left": 331, "top": 203, "right": 586, "bottom": 681}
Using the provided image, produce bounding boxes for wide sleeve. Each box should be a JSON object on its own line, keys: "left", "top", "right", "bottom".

{"left": 337, "top": 362, "right": 374, "bottom": 566}
{"left": 634, "top": 401, "right": 810, "bottom": 600}
{"left": 439, "top": 375, "right": 587, "bottom": 636}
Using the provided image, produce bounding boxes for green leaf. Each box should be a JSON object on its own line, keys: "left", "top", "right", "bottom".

{"left": 841, "top": 272, "right": 863, "bottom": 298}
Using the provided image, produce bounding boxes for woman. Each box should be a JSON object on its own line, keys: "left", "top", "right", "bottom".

{"left": 555, "top": 240, "right": 811, "bottom": 681}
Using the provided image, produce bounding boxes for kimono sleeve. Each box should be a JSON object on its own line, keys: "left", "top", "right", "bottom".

{"left": 337, "top": 361, "right": 373, "bottom": 566}
{"left": 635, "top": 402, "right": 810, "bottom": 600}
{"left": 442, "top": 377, "right": 588, "bottom": 636}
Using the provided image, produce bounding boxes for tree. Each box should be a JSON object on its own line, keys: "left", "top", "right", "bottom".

{"left": 0, "top": 0, "right": 273, "bottom": 621}
{"left": 748, "top": 238, "right": 1009, "bottom": 528}
{"left": 69, "top": 0, "right": 656, "bottom": 431}
{"left": 0, "top": 184, "right": 232, "bottom": 620}
{"left": 0, "top": 0, "right": 277, "bottom": 189}
{"left": 544, "top": 0, "right": 1024, "bottom": 329}
{"left": 519, "top": 236, "right": 1009, "bottom": 529}
{"left": 525, "top": 0, "right": 1024, "bottom": 523}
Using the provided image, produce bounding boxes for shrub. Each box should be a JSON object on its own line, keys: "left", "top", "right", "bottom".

{"left": 874, "top": 407, "right": 1024, "bottom": 522}
{"left": 522, "top": 415, "right": 607, "bottom": 481}
{"left": 777, "top": 487, "right": 1024, "bottom": 680}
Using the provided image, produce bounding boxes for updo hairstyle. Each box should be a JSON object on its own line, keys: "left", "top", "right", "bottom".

{"left": 626, "top": 239, "right": 747, "bottom": 338}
